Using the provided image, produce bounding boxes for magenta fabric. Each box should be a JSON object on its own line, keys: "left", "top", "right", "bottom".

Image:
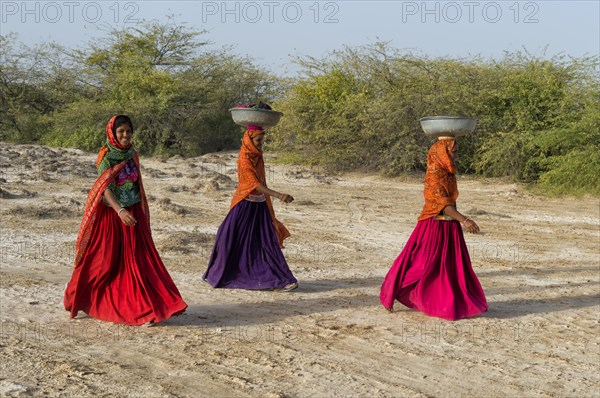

{"left": 380, "top": 218, "right": 488, "bottom": 320}
{"left": 115, "top": 160, "right": 139, "bottom": 186}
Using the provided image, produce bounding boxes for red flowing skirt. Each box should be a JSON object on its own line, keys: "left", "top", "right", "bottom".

{"left": 64, "top": 202, "right": 187, "bottom": 325}
{"left": 380, "top": 218, "right": 488, "bottom": 320}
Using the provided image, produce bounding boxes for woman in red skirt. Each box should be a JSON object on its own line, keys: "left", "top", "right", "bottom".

{"left": 64, "top": 115, "right": 187, "bottom": 326}
{"left": 380, "top": 138, "right": 488, "bottom": 320}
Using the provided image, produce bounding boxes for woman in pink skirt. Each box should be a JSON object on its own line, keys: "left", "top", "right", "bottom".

{"left": 380, "top": 138, "right": 488, "bottom": 320}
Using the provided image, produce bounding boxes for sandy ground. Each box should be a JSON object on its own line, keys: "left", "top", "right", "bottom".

{"left": 0, "top": 142, "right": 598, "bottom": 398}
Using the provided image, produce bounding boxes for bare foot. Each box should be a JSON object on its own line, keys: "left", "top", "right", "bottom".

{"left": 274, "top": 282, "right": 298, "bottom": 292}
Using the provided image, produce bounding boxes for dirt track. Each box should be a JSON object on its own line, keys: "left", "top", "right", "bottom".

{"left": 1, "top": 143, "right": 598, "bottom": 397}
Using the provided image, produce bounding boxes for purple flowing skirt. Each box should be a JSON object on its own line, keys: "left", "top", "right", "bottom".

{"left": 203, "top": 200, "right": 297, "bottom": 289}
{"left": 380, "top": 218, "right": 488, "bottom": 320}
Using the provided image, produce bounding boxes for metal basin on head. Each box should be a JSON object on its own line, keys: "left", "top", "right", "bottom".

{"left": 229, "top": 108, "right": 283, "bottom": 128}
{"left": 419, "top": 116, "right": 476, "bottom": 138}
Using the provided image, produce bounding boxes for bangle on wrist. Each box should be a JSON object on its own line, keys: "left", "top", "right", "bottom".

{"left": 462, "top": 217, "right": 471, "bottom": 224}
{"left": 118, "top": 207, "right": 126, "bottom": 216}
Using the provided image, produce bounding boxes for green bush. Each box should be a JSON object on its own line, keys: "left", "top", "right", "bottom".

{"left": 1, "top": 22, "right": 278, "bottom": 156}
{"left": 270, "top": 44, "right": 599, "bottom": 195}
{"left": 2, "top": 32, "right": 598, "bottom": 195}
{"left": 536, "top": 148, "right": 600, "bottom": 196}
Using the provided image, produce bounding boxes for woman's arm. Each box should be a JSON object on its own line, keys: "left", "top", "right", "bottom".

{"left": 255, "top": 184, "right": 294, "bottom": 203}
{"left": 444, "top": 205, "right": 479, "bottom": 233}
{"left": 103, "top": 188, "right": 137, "bottom": 226}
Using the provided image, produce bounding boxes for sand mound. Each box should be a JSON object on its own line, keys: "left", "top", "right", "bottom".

{"left": 155, "top": 197, "right": 190, "bottom": 216}
{"left": 155, "top": 230, "right": 215, "bottom": 255}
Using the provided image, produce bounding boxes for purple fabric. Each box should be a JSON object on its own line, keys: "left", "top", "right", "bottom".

{"left": 380, "top": 218, "right": 488, "bottom": 320}
{"left": 203, "top": 200, "right": 297, "bottom": 289}
{"left": 115, "top": 159, "right": 138, "bottom": 186}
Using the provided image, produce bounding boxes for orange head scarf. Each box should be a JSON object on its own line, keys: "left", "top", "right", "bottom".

{"left": 418, "top": 139, "right": 458, "bottom": 221}
{"left": 230, "top": 129, "right": 290, "bottom": 247}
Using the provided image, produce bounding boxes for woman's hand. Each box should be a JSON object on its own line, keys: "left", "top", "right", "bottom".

{"left": 443, "top": 206, "right": 480, "bottom": 234}
{"left": 279, "top": 193, "right": 294, "bottom": 203}
{"left": 118, "top": 208, "right": 137, "bottom": 226}
{"left": 462, "top": 218, "right": 479, "bottom": 234}
{"left": 103, "top": 189, "right": 136, "bottom": 226}
{"left": 255, "top": 184, "right": 294, "bottom": 204}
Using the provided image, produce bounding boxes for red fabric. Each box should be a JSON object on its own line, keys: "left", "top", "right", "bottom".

{"left": 65, "top": 202, "right": 187, "bottom": 325}
{"left": 75, "top": 159, "right": 128, "bottom": 268}
{"left": 66, "top": 115, "right": 184, "bottom": 325}
{"left": 76, "top": 117, "right": 149, "bottom": 269}
{"left": 380, "top": 218, "right": 488, "bottom": 320}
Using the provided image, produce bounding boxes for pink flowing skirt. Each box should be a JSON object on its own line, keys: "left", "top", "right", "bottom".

{"left": 380, "top": 218, "right": 488, "bottom": 320}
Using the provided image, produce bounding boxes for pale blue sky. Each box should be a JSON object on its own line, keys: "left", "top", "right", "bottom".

{"left": 1, "top": 1, "right": 598, "bottom": 75}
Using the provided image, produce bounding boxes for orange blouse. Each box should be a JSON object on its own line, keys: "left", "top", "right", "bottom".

{"left": 418, "top": 139, "right": 458, "bottom": 221}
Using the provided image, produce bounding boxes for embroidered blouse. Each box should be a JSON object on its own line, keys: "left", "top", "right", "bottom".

{"left": 98, "top": 157, "right": 141, "bottom": 208}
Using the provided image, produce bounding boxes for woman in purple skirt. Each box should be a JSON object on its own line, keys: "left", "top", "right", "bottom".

{"left": 203, "top": 125, "right": 298, "bottom": 291}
